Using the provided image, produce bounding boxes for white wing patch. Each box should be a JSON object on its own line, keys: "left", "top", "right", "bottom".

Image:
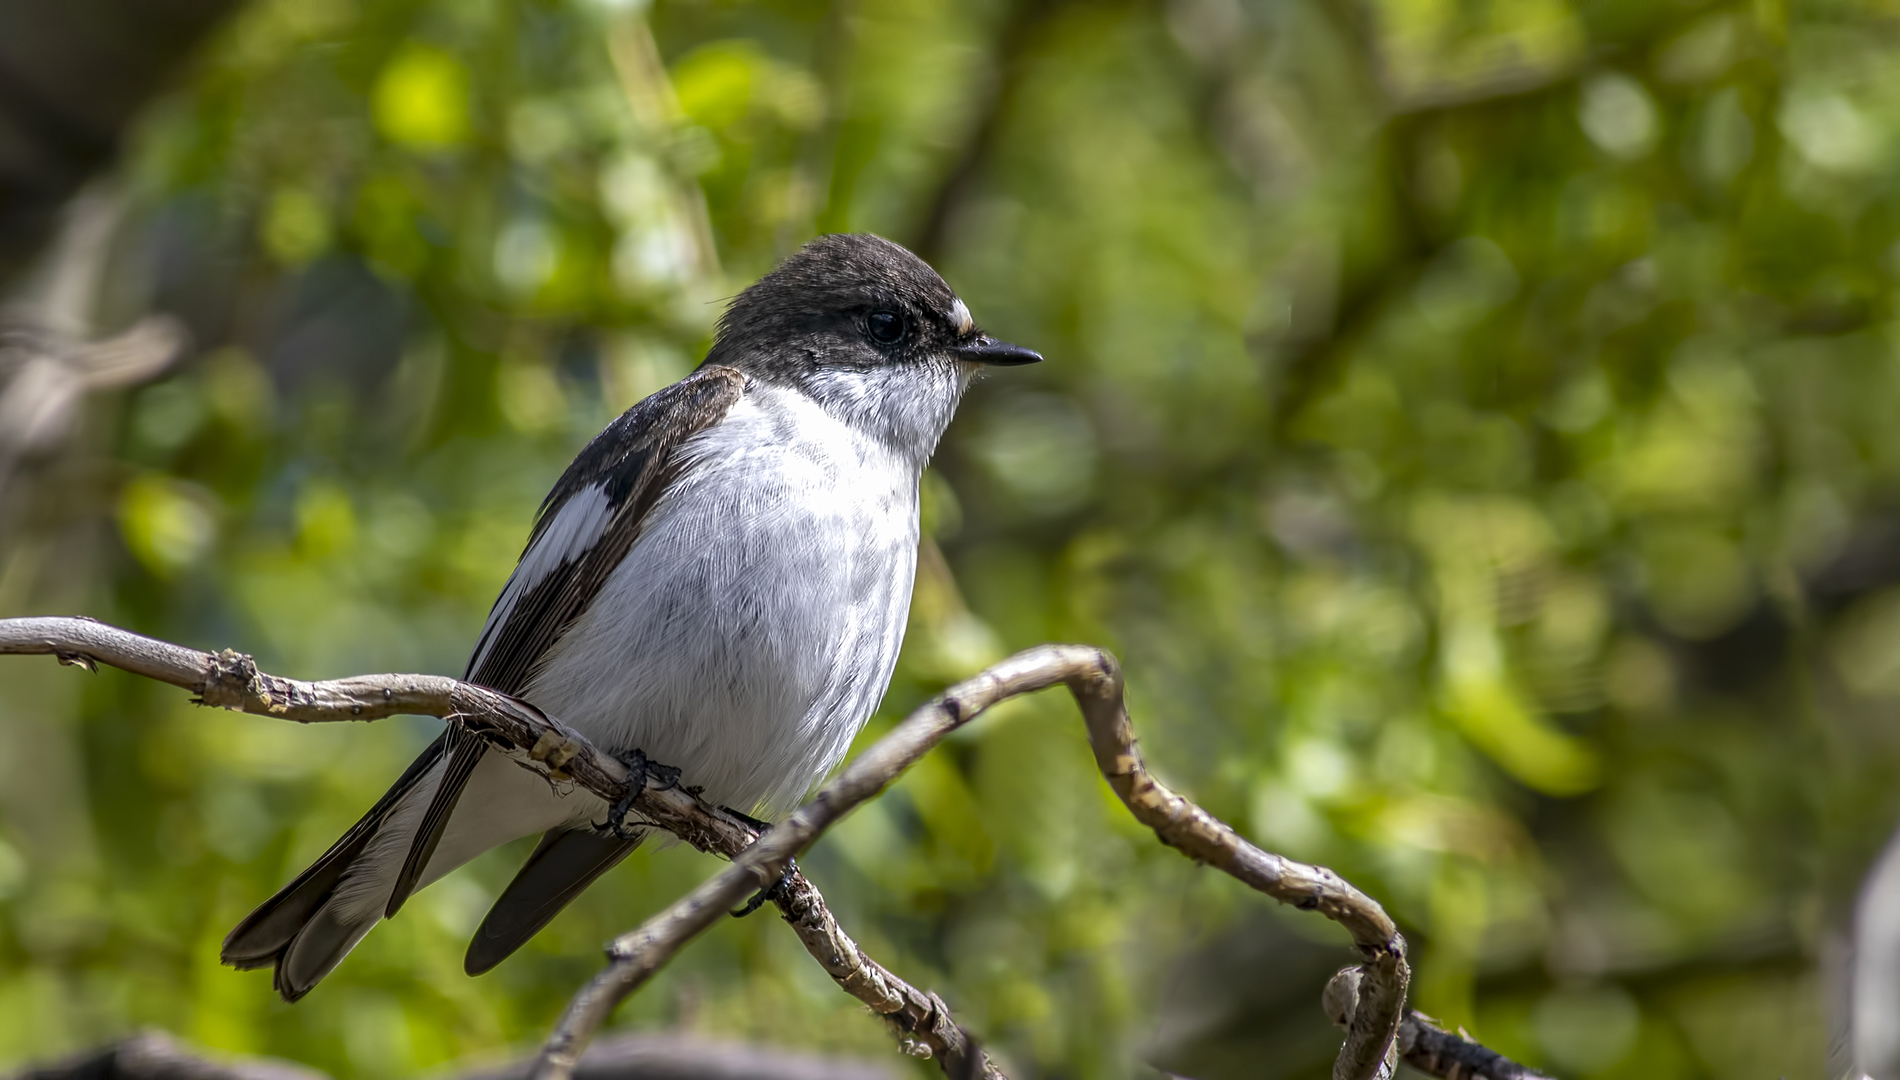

{"left": 469, "top": 482, "right": 614, "bottom": 675}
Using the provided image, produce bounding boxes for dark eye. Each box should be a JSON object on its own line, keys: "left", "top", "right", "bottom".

{"left": 867, "top": 310, "right": 905, "bottom": 345}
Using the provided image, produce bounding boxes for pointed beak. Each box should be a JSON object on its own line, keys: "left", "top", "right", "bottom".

{"left": 954, "top": 334, "right": 1043, "bottom": 366}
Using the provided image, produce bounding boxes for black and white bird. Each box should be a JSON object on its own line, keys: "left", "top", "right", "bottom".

{"left": 221, "top": 233, "right": 1040, "bottom": 1000}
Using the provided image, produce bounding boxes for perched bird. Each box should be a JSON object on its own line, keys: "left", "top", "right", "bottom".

{"left": 221, "top": 233, "right": 1040, "bottom": 1001}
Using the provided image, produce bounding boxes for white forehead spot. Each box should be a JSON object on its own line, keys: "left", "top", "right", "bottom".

{"left": 950, "top": 298, "right": 973, "bottom": 336}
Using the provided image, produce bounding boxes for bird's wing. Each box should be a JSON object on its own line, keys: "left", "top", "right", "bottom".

{"left": 382, "top": 365, "right": 748, "bottom": 917}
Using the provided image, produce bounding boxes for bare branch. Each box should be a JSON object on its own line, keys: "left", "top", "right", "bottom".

{"left": 1066, "top": 652, "right": 1408, "bottom": 1080}
{"left": 0, "top": 616, "right": 986, "bottom": 1069}
{"left": 0, "top": 615, "right": 757, "bottom": 849}
{"left": 0, "top": 617, "right": 1484, "bottom": 1080}
{"left": 529, "top": 652, "right": 1102, "bottom": 1080}
{"left": 529, "top": 645, "right": 1409, "bottom": 1080}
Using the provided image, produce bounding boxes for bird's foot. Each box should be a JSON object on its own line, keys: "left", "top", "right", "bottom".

{"left": 600, "top": 749, "right": 657, "bottom": 839}
{"left": 730, "top": 857, "right": 798, "bottom": 918}
{"left": 645, "top": 759, "right": 683, "bottom": 791}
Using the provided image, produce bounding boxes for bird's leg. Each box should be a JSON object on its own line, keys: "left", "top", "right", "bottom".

{"left": 599, "top": 749, "right": 651, "bottom": 839}
{"left": 704, "top": 804, "right": 790, "bottom": 914}
{"left": 730, "top": 857, "right": 798, "bottom": 918}
{"left": 596, "top": 751, "right": 686, "bottom": 837}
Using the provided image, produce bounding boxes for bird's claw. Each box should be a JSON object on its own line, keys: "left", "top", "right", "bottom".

{"left": 730, "top": 857, "right": 797, "bottom": 918}
{"left": 600, "top": 749, "right": 653, "bottom": 839}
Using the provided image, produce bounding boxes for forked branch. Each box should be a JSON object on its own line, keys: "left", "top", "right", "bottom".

{"left": 0, "top": 616, "right": 1548, "bottom": 1080}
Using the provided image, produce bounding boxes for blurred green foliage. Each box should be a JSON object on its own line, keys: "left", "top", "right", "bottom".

{"left": 6, "top": 0, "right": 1900, "bottom": 1077}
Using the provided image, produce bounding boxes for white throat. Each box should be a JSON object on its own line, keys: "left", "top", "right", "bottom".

{"left": 795, "top": 360, "right": 973, "bottom": 470}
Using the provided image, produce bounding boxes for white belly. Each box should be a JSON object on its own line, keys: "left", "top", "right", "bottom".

{"left": 520, "top": 383, "right": 920, "bottom": 819}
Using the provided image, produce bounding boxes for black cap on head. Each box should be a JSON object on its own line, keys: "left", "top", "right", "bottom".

{"left": 704, "top": 233, "right": 1041, "bottom": 379}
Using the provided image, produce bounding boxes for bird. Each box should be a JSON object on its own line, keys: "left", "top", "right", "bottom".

{"left": 220, "top": 233, "right": 1041, "bottom": 1001}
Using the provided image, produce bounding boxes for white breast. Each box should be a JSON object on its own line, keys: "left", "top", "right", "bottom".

{"left": 522, "top": 382, "right": 922, "bottom": 818}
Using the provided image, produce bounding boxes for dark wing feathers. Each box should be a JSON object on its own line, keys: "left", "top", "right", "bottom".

{"left": 379, "top": 365, "right": 747, "bottom": 919}
{"left": 463, "top": 827, "right": 641, "bottom": 975}
{"left": 384, "top": 726, "right": 484, "bottom": 917}
{"left": 466, "top": 364, "right": 748, "bottom": 692}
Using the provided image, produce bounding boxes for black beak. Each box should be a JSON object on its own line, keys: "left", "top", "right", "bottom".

{"left": 954, "top": 335, "right": 1043, "bottom": 366}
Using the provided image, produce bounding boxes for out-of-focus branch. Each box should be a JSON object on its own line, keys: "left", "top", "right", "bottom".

{"left": 0, "top": 0, "right": 240, "bottom": 285}
{"left": 11, "top": 1029, "right": 899, "bottom": 1080}
{"left": 907, "top": 0, "right": 1069, "bottom": 263}
{"left": 11, "top": 1030, "right": 329, "bottom": 1080}
{"left": 0, "top": 191, "right": 186, "bottom": 515}
{"left": 0, "top": 313, "right": 184, "bottom": 494}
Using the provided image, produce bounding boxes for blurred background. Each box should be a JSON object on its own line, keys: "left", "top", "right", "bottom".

{"left": 2, "top": 0, "right": 1898, "bottom": 1077}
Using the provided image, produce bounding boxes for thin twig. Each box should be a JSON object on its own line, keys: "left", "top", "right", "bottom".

{"left": 0, "top": 616, "right": 760, "bottom": 853}
{"left": 527, "top": 653, "right": 1085, "bottom": 1080}
{"left": 1066, "top": 652, "right": 1408, "bottom": 1080}
{"left": 0, "top": 618, "right": 1441, "bottom": 1080}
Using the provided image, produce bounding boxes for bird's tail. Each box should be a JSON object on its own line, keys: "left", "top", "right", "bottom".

{"left": 222, "top": 736, "right": 449, "bottom": 1001}
{"left": 225, "top": 734, "right": 641, "bottom": 998}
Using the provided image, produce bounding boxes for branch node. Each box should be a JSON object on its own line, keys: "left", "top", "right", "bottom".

{"left": 196, "top": 648, "right": 262, "bottom": 711}
{"left": 529, "top": 730, "right": 581, "bottom": 775}
{"left": 54, "top": 650, "right": 96, "bottom": 671}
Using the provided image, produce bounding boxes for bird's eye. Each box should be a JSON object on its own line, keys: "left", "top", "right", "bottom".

{"left": 867, "top": 310, "right": 905, "bottom": 345}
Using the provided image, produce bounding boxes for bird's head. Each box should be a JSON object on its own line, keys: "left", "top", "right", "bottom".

{"left": 704, "top": 233, "right": 1040, "bottom": 457}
